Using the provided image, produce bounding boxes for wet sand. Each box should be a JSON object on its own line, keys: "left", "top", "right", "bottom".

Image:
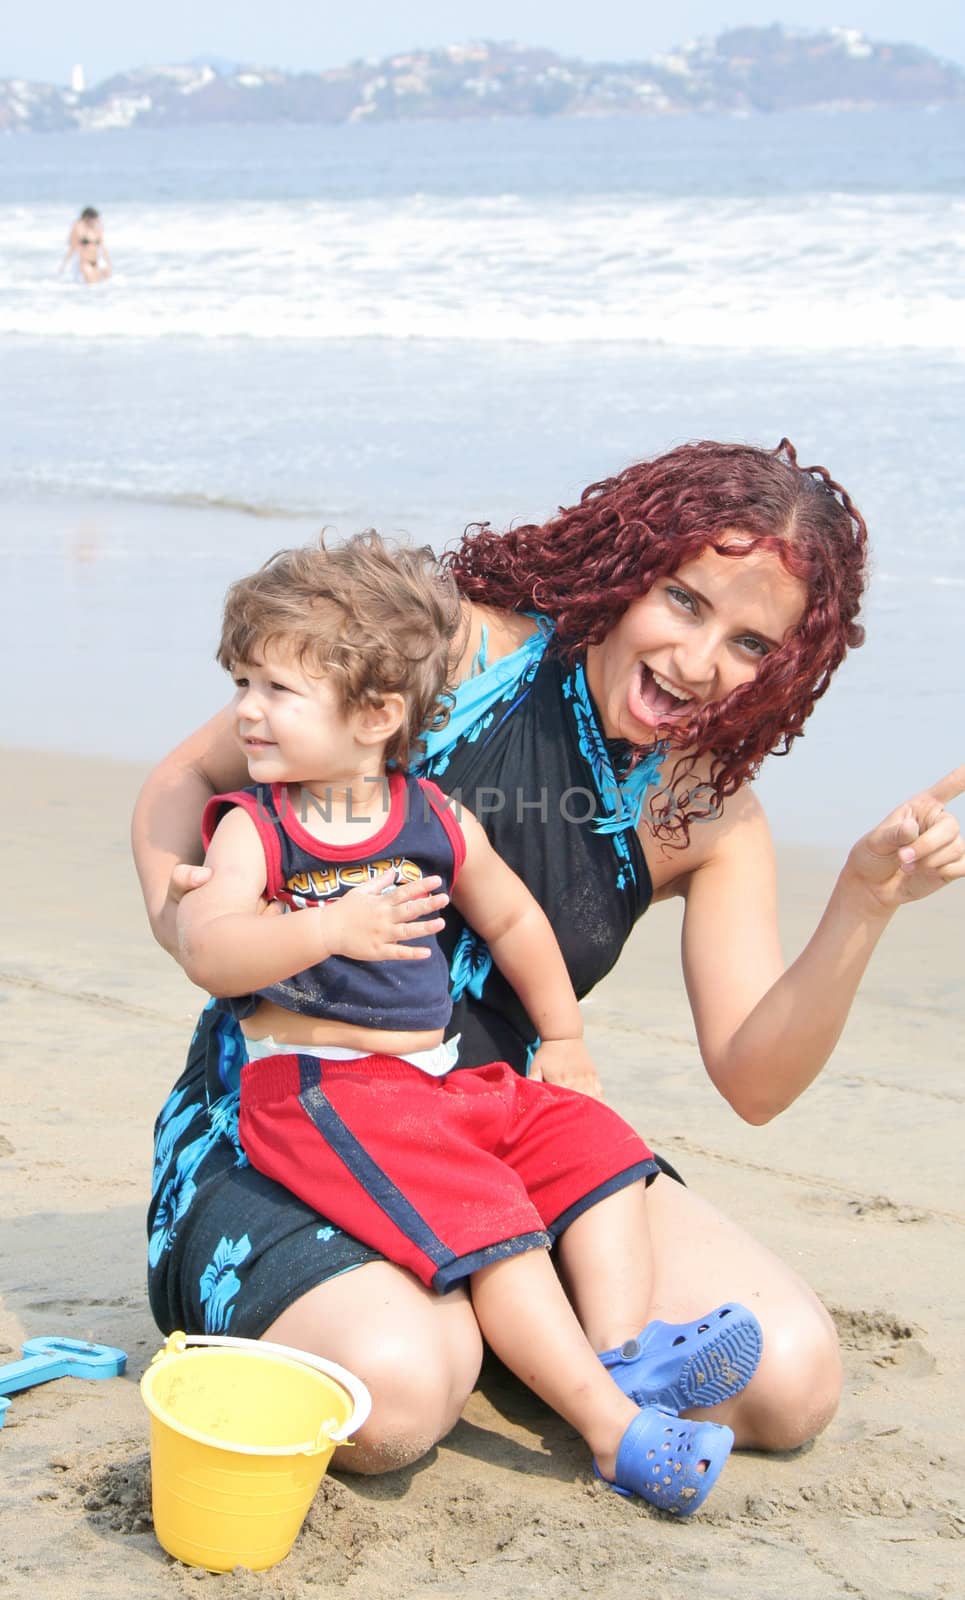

{"left": 1, "top": 746, "right": 962, "bottom": 1599}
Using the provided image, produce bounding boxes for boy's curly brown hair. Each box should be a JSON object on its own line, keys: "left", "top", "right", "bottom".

{"left": 217, "top": 531, "right": 463, "bottom": 767}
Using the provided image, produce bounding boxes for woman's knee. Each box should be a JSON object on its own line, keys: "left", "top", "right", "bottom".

{"left": 264, "top": 1267, "right": 484, "bottom": 1475}
{"left": 735, "top": 1297, "right": 842, "bottom": 1451}
{"left": 343, "top": 1325, "right": 481, "bottom": 1473}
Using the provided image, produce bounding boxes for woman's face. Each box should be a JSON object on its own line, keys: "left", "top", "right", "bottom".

{"left": 584, "top": 541, "right": 807, "bottom": 745}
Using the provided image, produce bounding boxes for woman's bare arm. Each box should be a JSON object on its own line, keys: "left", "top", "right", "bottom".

{"left": 60, "top": 223, "right": 80, "bottom": 272}
{"left": 131, "top": 703, "right": 249, "bottom": 956}
{"left": 677, "top": 768, "right": 965, "bottom": 1123}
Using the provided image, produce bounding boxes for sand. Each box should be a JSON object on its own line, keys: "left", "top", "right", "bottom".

{"left": 1, "top": 745, "right": 962, "bottom": 1600}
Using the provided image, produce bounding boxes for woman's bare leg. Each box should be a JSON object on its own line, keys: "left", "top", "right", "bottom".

{"left": 643, "top": 1176, "right": 842, "bottom": 1449}
{"left": 264, "top": 1260, "right": 483, "bottom": 1474}
{"left": 261, "top": 1178, "right": 841, "bottom": 1467}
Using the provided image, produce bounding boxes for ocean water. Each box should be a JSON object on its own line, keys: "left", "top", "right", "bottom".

{"left": 1, "top": 109, "right": 962, "bottom": 845}
{"left": 2, "top": 109, "right": 964, "bottom": 352}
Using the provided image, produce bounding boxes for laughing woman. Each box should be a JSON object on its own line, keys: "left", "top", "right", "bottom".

{"left": 133, "top": 438, "right": 964, "bottom": 1472}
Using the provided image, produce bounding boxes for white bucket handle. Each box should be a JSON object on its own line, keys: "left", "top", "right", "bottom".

{"left": 163, "top": 1332, "right": 372, "bottom": 1443}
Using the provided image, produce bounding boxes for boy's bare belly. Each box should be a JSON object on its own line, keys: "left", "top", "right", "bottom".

{"left": 241, "top": 998, "right": 445, "bottom": 1057}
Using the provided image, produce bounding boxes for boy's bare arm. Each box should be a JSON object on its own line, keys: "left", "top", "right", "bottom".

{"left": 449, "top": 809, "right": 603, "bottom": 1097}
{"left": 177, "top": 808, "right": 449, "bottom": 998}
{"left": 132, "top": 705, "right": 251, "bottom": 956}
{"left": 176, "top": 807, "right": 330, "bottom": 996}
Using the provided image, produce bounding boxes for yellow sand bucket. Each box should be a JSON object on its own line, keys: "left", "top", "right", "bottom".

{"left": 140, "top": 1331, "right": 371, "bottom": 1572}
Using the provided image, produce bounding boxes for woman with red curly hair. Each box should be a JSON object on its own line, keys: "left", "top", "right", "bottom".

{"left": 134, "top": 438, "right": 963, "bottom": 1474}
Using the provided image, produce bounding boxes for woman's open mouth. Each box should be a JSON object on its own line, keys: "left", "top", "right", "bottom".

{"left": 631, "top": 665, "right": 695, "bottom": 724}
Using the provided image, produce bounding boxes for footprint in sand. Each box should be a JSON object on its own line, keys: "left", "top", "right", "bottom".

{"left": 829, "top": 1306, "right": 935, "bottom": 1378}
{"left": 801, "top": 1189, "right": 928, "bottom": 1224}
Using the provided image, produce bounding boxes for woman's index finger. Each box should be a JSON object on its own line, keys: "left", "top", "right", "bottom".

{"left": 927, "top": 766, "right": 965, "bottom": 806}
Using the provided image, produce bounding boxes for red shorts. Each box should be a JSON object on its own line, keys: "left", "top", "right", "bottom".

{"left": 239, "top": 1053, "right": 656, "bottom": 1292}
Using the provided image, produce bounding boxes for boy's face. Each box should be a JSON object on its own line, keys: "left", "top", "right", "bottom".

{"left": 229, "top": 642, "right": 365, "bottom": 786}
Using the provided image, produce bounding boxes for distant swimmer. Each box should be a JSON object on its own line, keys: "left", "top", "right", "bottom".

{"left": 61, "top": 206, "right": 112, "bottom": 284}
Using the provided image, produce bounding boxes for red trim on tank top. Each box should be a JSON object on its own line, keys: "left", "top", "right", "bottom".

{"left": 270, "top": 771, "right": 408, "bottom": 861}
{"left": 202, "top": 789, "right": 287, "bottom": 900}
{"left": 419, "top": 779, "right": 466, "bottom": 882}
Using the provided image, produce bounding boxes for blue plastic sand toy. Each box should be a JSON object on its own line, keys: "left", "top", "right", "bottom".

{"left": 0, "top": 1337, "right": 127, "bottom": 1428}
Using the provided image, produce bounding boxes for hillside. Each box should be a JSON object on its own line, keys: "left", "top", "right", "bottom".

{"left": 2, "top": 25, "right": 963, "bottom": 133}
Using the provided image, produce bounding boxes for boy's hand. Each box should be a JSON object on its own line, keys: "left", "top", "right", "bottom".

{"left": 529, "top": 1039, "right": 605, "bottom": 1100}
{"left": 325, "top": 870, "right": 449, "bottom": 961}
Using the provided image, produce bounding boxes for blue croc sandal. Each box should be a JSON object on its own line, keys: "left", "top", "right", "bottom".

{"left": 594, "top": 1406, "right": 734, "bottom": 1517}
{"left": 599, "top": 1302, "right": 762, "bottom": 1413}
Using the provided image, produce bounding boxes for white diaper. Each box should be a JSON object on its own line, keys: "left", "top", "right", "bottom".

{"left": 243, "top": 1033, "right": 460, "bottom": 1078}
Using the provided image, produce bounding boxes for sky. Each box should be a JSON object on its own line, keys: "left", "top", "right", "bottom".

{"left": 3, "top": 1, "right": 963, "bottom": 84}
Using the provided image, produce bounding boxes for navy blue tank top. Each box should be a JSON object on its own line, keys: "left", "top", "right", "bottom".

{"left": 202, "top": 772, "right": 465, "bottom": 1032}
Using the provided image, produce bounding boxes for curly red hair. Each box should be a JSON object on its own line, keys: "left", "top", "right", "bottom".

{"left": 445, "top": 439, "right": 868, "bottom": 837}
